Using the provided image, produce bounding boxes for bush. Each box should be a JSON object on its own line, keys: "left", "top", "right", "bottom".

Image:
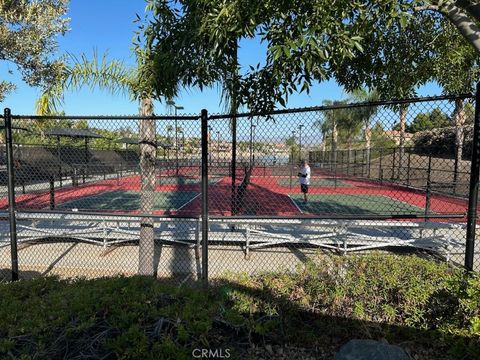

{"left": 412, "top": 125, "right": 473, "bottom": 159}
{"left": 0, "top": 254, "right": 479, "bottom": 359}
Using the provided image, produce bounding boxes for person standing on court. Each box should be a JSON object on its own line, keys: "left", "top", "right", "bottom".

{"left": 298, "top": 159, "right": 311, "bottom": 202}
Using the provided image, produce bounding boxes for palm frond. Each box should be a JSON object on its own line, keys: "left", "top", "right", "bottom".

{"left": 35, "top": 50, "right": 136, "bottom": 115}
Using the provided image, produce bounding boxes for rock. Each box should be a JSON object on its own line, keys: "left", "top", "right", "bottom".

{"left": 334, "top": 339, "right": 410, "bottom": 360}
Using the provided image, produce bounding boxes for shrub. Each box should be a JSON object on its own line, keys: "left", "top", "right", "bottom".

{"left": 412, "top": 125, "right": 473, "bottom": 159}
{"left": 0, "top": 254, "right": 478, "bottom": 359}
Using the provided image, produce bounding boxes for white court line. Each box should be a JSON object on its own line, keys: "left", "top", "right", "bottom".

{"left": 378, "top": 194, "right": 424, "bottom": 210}
{"left": 44, "top": 189, "right": 123, "bottom": 210}
{"left": 287, "top": 194, "right": 304, "bottom": 214}
{"left": 174, "top": 177, "right": 224, "bottom": 211}
{"left": 175, "top": 192, "right": 201, "bottom": 211}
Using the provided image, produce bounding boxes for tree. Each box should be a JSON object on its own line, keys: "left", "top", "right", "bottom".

{"left": 285, "top": 135, "right": 299, "bottom": 163}
{"left": 316, "top": 101, "right": 353, "bottom": 168}
{"left": 165, "top": 125, "right": 173, "bottom": 144}
{"left": 140, "top": 1, "right": 418, "bottom": 111}
{"left": 137, "top": 2, "right": 447, "bottom": 183}
{"left": 408, "top": 108, "right": 451, "bottom": 133}
{"left": 338, "top": 108, "right": 363, "bottom": 163}
{"left": 37, "top": 52, "right": 161, "bottom": 277}
{"left": 349, "top": 89, "right": 380, "bottom": 175}
{"left": 0, "top": 0, "right": 69, "bottom": 101}
{"left": 370, "top": 122, "right": 396, "bottom": 150}
{"left": 177, "top": 126, "right": 184, "bottom": 147}
{"left": 139, "top": 1, "right": 480, "bottom": 116}
{"left": 138, "top": 0, "right": 247, "bottom": 214}
{"left": 414, "top": 1, "right": 480, "bottom": 54}
{"left": 427, "top": 16, "right": 480, "bottom": 192}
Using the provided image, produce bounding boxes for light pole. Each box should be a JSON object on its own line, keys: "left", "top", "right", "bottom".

{"left": 167, "top": 100, "right": 184, "bottom": 176}
{"left": 216, "top": 131, "right": 220, "bottom": 161}
{"left": 249, "top": 120, "right": 257, "bottom": 167}
{"left": 290, "top": 130, "right": 296, "bottom": 189}
{"left": 208, "top": 125, "right": 213, "bottom": 166}
{"left": 298, "top": 124, "right": 304, "bottom": 162}
{"left": 291, "top": 130, "right": 296, "bottom": 163}
{"left": 251, "top": 124, "right": 256, "bottom": 166}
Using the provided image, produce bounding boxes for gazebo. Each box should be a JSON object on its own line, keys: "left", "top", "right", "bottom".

{"left": 44, "top": 127, "right": 103, "bottom": 185}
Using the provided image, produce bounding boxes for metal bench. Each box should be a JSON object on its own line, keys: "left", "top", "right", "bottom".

{"left": 0, "top": 212, "right": 466, "bottom": 263}
{"left": 208, "top": 217, "right": 466, "bottom": 261}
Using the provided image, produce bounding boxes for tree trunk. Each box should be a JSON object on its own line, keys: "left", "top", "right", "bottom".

{"left": 453, "top": 98, "right": 466, "bottom": 193}
{"left": 398, "top": 105, "right": 408, "bottom": 179}
{"left": 138, "top": 97, "right": 157, "bottom": 276}
{"left": 331, "top": 120, "right": 338, "bottom": 169}
{"left": 364, "top": 123, "right": 371, "bottom": 177}
{"left": 229, "top": 39, "right": 239, "bottom": 215}
{"left": 347, "top": 132, "right": 353, "bottom": 165}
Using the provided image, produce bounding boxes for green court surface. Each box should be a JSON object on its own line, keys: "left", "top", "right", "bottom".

{"left": 156, "top": 176, "right": 219, "bottom": 185}
{"left": 57, "top": 190, "right": 199, "bottom": 211}
{"left": 278, "top": 178, "right": 350, "bottom": 187}
{"left": 289, "top": 194, "right": 424, "bottom": 215}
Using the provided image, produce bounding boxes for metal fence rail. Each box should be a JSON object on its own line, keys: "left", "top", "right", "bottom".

{"left": 0, "top": 92, "right": 479, "bottom": 284}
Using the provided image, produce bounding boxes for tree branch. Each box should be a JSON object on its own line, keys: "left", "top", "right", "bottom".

{"left": 414, "top": 5, "right": 440, "bottom": 12}
{"left": 415, "top": 2, "right": 480, "bottom": 54}
{"left": 456, "top": 0, "right": 480, "bottom": 23}
{"left": 443, "top": 2, "right": 480, "bottom": 53}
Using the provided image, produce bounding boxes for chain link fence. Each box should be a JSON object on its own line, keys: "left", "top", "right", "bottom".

{"left": 0, "top": 94, "right": 479, "bottom": 283}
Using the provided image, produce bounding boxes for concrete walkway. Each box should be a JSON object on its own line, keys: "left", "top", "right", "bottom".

{"left": 0, "top": 242, "right": 317, "bottom": 281}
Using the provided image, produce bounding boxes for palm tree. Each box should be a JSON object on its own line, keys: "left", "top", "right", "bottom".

{"left": 176, "top": 126, "right": 184, "bottom": 144}
{"left": 319, "top": 101, "right": 342, "bottom": 169}
{"left": 165, "top": 125, "right": 173, "bottom": 144}
{"left": 36, "top": 52, "right": 160, "bottom": 276}
{"left": 314, "top": 116, "right": 330, "bottom": 154}
{"left": 350, "top": 89, "right": 380, "bottom": 176}
{"left": 137, "top": 97, "right": 157, "bottom": 276}
{"left": 338, "top": 109, "right": 362, "bottom": 165}
{"left": 177, "top": 126, "right": 185, "bottom": 159}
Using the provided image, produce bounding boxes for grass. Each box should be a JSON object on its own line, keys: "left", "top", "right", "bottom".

{"left": 0, "top": 254, "right": 479, "bottom": 359}
{"left": 289, "top": 194, "right": 425, "bottom": 215}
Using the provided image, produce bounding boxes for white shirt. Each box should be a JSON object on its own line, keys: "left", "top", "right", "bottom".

{"left": 299, "top": 165, "right": 311, "bottom": 185}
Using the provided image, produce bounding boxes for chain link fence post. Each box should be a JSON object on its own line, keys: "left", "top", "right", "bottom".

{"left": 4, "top": 108, "right": 19, "bottom": 281}
{"left": 465, "top": 82, "right": 480, "bottom": 271}
{"left": 425, "top": 154, "right": 432, "bottom": 221}
{"left": 379, "top": 148, "right": 383, "bottom": 183}
{"left": 407, "top": 149, "right": 411, "bottom": 187}
{"left": 392, "top": 147, "right": 396, "bottom": 180}
{"left": 201, "top": 109, "right": 209, "bottom": 287}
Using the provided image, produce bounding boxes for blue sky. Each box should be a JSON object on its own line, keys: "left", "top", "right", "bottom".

{"left": 0, "top": 0, "right": 442, "bottom": 116}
